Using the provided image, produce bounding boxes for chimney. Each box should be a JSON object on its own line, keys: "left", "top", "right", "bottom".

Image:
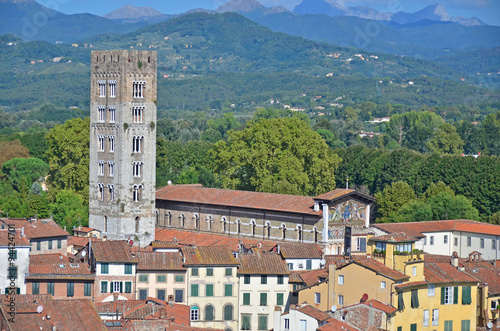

{"left": 313, "top": 202, "right": 319, "bottom": 212}
{"left": 451, "top": 251, "right": 459, "bottom": 268}
{"left": 21, "top": 227, "right": 24, "bottom": 237}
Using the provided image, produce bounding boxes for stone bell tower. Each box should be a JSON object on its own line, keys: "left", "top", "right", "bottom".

{"left": 89, "top": 50, "right": 157, "bottom": 245}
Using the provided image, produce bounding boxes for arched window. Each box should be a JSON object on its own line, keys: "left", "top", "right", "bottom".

{"left": 104, "top": 216, "right": 107, "bottom": 232}
{"left": 207, "top": 215, "right": 212, "bottom": 230}
{"left": 155, "top": 210, "right": 159, "bottom": 225}
{"left": 222, "top": 217, "right": 227, "bottom": 233}
{"left": 313, "top": 227, "right": 318, "bottom": 243}
{"left": 297, "top": 225, "right": 303, "bottom": 241}
{"left": 133, "top": 185, "right": 142, "bottom": 202}
{"left": 204, "top": 305, "right": 214, "bottom": 321}
{"left": 194, "top": 214, "right": 200, "bottom": 229}
{"left": 223, "top": 304, "right": 233, "bottom": 321}
{"left": 235, "top": 219, "right": 241, "bottom": 234}
{"left": 282, "top": 224, "right": 286, "bottom": 240}
{"left": 250, "top": 220, "right": 256, "bottom": 236}
{"left": 107, "top": 184, "right": 114, "bottom": 202}
{"left": 190, "top": 305, "right": 199, "bottom": 321}
{"left": 167, "top": 212, "right": 172, "bottom": 226}
{"left": 98, "top": 184, "right": 104, "bottom": 201}
{"left": 180, "top": 214, "right": 185, "bottom": 227}
{"left": 265, "top": 222, "right": 271, "bottom": 238}
{"left": 135, "top": 217, "right": 140, "bottom": 233}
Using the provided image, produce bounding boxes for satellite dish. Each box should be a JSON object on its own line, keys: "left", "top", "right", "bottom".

{"left": 487, "top": 322, "right": 493, "bottom": 329}
{"left": 81, "top": 251, "right": 86, "bottom": 257}
{"left": 331, "top": 305, "right": 337, "bottom": 312}
{"left": 36, "top": 305, "right": 44, "bottom": 314}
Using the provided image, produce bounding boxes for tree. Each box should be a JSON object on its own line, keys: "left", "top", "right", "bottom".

{"left": 395, "top": 200, "right": 433, "bottom": 223}
{"left": 490, "top": 211, "right": 500, "bottom": 225}
{"left": 1, "top": 157, "right": 50, "bottom": 194}
{"left": 45, "top": 117, "right": 90, "bottom": 203}
{"left": 427, "top": 123, "right": 464, "bottom": 155}
{"left": 427, "top": 192, "right": 479, "bottom": 221}
{"left": 211, "top": 117, "right": 341, "bottom": 196}
{"left": 50, "top": 190, "right": 88, "bottom": 230}
{"left": 423, "top": 181, "right": 455, "bottom": 201}
{"left": 0, "top": 140, "right": 30, "bottom": 167}
{"left": 375, "top": 181, "right": 417, "bottom": 222}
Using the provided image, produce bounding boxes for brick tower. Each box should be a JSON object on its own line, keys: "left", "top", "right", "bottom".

{"left": 89, "top": 50, "right": 156, "bottom": 246}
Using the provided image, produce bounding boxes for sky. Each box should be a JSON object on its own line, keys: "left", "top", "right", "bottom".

{"left": 35, "top": 0, "right": 500, "bottom": 26}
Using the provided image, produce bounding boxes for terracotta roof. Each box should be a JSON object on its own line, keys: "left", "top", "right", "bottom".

{"left": 289, "top": 270, "right": 303, "bottom": 283}
{"left": 238, "top": 248, "right": 289, "bottom": 275}
{"left": 315, "top": 188, "right": 375, "bottom": 204}
{"left": 136, "top": 251, "right": 186, "bottom": 271}
{"left": 133, "top": 321, "right": 223, "bottom": 331}
{"left": 318, "top": 317, "right": 360, "bottom": 331}
{"left": 463, "top": 265, "right": 500, "bottom": 295}
{"left": 0, "top": 229, "right": 30, "bottom": 246}
{"left": 0, "top": 298, "right": 106, "bottom": 331}
{"left": 27, "top": 254, "right": 93, "bottom": 280}
{"left": 151, "top": 240, "right": 180, "bottom": 248}
{"left": 91, "top": 240, "right": 138, "bottom": 263}
{"left": 369, "top": 232, "right": 417, "bottom": 243}
{"left": 68, "top": 236, "right": 101, "bottom": 248}
{"left": 156, "top": 184, "right": 321, "bottom": 216}
{"left": 395, "top": 281, "right": 429, "bottom": 290}
{"left": 338, "top": 258, "right": 409, "bottom": 281}
{"left": 424, "top": 260, "right": 478, "bottom": 284}
{"left": 181, "top": 246, "right": 238, "bottom": 266}
{"left": 278, "top": 242, "right": 323, "bottom": 259}
{"left": 0, "top": 218, "right": 69, "bottom": 239}
{"left": 324, "top": 254, "right": 367, "bottom": 267}
{"left": 297, "top": 268, "right": 329, "bottom": 287}
{"left": 374, "top": 220, "right": 500, "bottom": 237}
{"left": 296, "top": 304, "right": 331, "bottom": 321}
{"left": 361, "top": 299, "right": 398, "bottom": 314}
{"left": 155, "top": 228, "right": 277, "bottom": 251}
{"left": 74, "top": 226, "right": 96, "bottom": 233}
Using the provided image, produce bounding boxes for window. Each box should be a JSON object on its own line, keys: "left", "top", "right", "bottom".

{"left": 206, "top": 268, "right": 214, "bottom": 277}
{"left": 461, "top": 320, "right": 470, "bottom": 331}
{"left": 381, "top": 281, "right": 386, "bottom": 289}
{"left": 315, "top": 292, "right": 321, "bottom": 304}
{"left": 205, "top": 305, "right": 214, "bottom": 321}
{"left": 243, "top": 293, "right": 250, "bottom": 305}
{"left": 125, "top": 282, "right": 132, "bottom": 293}
{"left": 338, "top": 275, "right": 344, "bottom": 284}
{"left": 284, "top": 318, "right": 290, "bottom": 330}
{"left": 190, "top": 305, "right": 199, "bottom": 321}
{"left": 108, "top": 106, "right": 116, "bottom": 123}
{"left": 241, "top": 314, "right": 251, "bottom": 330}
{"left": 306, "top": 259, "right": 312, "bottom": 270}
{"left": 108, "top": 162, "right": 115, "bottom": 177}
{"left": 467, "top": 237, "right": 471, "bottom": 247}
{"left": 112, "top": 281, "right": 122, "bottom": 293}
{"left": 32, "top": 282, "right": 39, "bottom": 294}
{"left": 67, "top": 282, "right": 74, "bottom": 297}
{"left": 133, "top": 81, "right": 145, "bottom": 98}
{"left": 192, "top": 268, "right": 199, "bottom": 276}
{"left": 101, "top": 281, "right": 108, "bottom": 293}
{"left": 430, "top": 236, "right": 434, "bottom": 245}
{"left": 338, "top": 294, "right": 344, "bottom": 305}
{"left": 9, "top": 249, "right": 17, "bottom": 260}
{"left": 258, "top": 315, "right": 268, "bottom": 330}
{"left": 480, "top": 238, "right": 484, "bottom": 249}
{"left": 98, "top": 135, "right": 105, "bottom": 151}
{"left": 444, "top": 235, "right": 448, "bottom": 244}
{"left": 288, "top": 263, "right": 293, "bottom": 270}
{"left": 261, "top": 275, "right": 267, "bottom": 284}
{"left": 205, "top": 284, "right": 213, "bottom": 297}
{"left": 244, "top": 275, "right": 250, "bottom": 284}
{"left": 260, "top": 292, "right": 267, "bottom": 306}
{"left": 175, "top": 275, "right": 184, "bottom": 283}
{"left": 57, "top": 239, "right": 61, "bottom": 249}
{"left": 493, "top": 239, "right": 497, "bottom": 250}
{"left": 157, "top": 289, "right": 165, "bottom": 301}
{"left": 225, "top": 268, "right": 232, "bottom": 277}
{"left": 423, "top": 309, "right": 430, "bottom": 327}
{"left": 132, "top": 106, "right": 144, "bottom": 123}
{"left": 139, "top": 289, "right": 147, "bottom": 300}
{"left": 175, "top": 289, "right": 183, "bottom": 302}
{"left": 444, "top": 320, "right": 453, "bottom": 331}
{"left": 410, "top": 324, "right": 417, "bottom": 331}
{"left": 441, "top": 286, "right": 458, "bottom": 305}
{"left": 225, "top": 284, "right": 233, "bottom": 296}
{"left": 37, "top": 241, "right": 41, "bottom": 251}
{"left": 424, "top": 237, "right": 427, "bottom": 245}
{"left": 224, "top": 304, "right": 233, "bottom": 321}
{"left": 98, "top": 80, "right": 106, "bottom": 97}
{"left": 133, "top": 161, "right": 143, "bottom": 177}
{"left": 278, "top": 275, "right": 284, "bottom": 284}
{"left": 454, "top": 237, "right": 458, "bottom": 246}
{"left": 411, "top": 289, "right": 419, "bottom": 308}
{"left": 106, "top": 135, "right": 115, "bottom": 153}
{"left": 277, "top": 292, "right": 284, "bottom": 305}
{"left": 84, "top": 283, "right": 92, "bottom": 296}
{"left": 101, "top": 263, "right": 109, "bottom": 274}
{"left": 191, "top": 284, "right": 199, "bottom": 297}
{"left": 139, "top": 274, "right": 148, "bottom": 282}
{"left": 462, "top": 286, "right": 472, "bottom": 305}
{"left": 132, "top": 136, "right": 143, "bottom": 153}
{"left": 133, "top": 185, "right": 142, "bottom": 202}
{"left": 428, "top": 284, "right": 435, "bottom": 296}
{"left": 98, "top": 161, "right": 104, "bottom": 176}
{"left": 432, "top": 309, "right": 439, "bottom": 326}
{"left": 109, "top": 80, "right": 116, "bottom": 98}
{"left": 300, "top": 319, "right": 307, "bottom": 331}
{"left": 47, "top": 282, "right": 54, "bottom": 295}
{"left": 412, "top": 266, "right": 417, "bottom": 276}
{"left": 98, "top": 106, "right": 105, "bottom": 122}
{"left": 398, "top": 292, "right": 405, "bottom": 311}
{"left": 157, "top": 275, "right": 166, "bottom": 282}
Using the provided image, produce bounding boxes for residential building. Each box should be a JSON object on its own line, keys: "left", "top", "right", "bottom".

{"left": 135, "top": 251, "right": 187, "bottom": 303}
{"left": 373, "top": 220, "right": 500, "bottom": 260}
{"left": 238, "top": 247, "right": 289, "bottom": 331}
{"left": 276, "top": 242, "right": 323, "bottom": 271}
{"left": 26, "top": 254, "right": 94, "bottom": 300}
{"left": 73, "top": 226, "right": 101, "bottom": 238}
{"left": 331, "top": 299, "right": 397, "bottom": 331}
{"left": 273, "top": 304, "right": 337, "bottom": 331}
{"left": 88, "top": 240, "right": 138, "bottom": 303}
{"left": 0, "top": 218, "right": 68, "bottom": 255}
{"left": 182, "top": 246, "right": 239, "bottom": 331}
{"left": 296, "top": 269, "right": 330, "bottom": 311}
{"left": 0, "top": 229, "right": 30, "bottom": 295}
{"left": 89, "top": 50, "right": 157, "bottom": 246}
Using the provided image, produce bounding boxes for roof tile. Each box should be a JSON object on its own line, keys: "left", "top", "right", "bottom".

{"left": 91, "top": 240, "right": 138, "bottom": 263}
{"left": 1, "top": 218, "right": 69, "bottom": 239}
{"left": 374, "top": 220, "right": 500, "bottom": 237}
{"left": 238, "top": 248, "right": 289, "bottom": 275}
{"left": 181, "top": 246, "right": 238, "bottom": 266}
{"left": 136, "top": 251, "right": 186, "bottom": 271}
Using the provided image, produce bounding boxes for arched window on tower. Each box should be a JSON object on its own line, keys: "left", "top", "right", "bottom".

{"left": 297, "top": 225, "right": 303, "bottom": 241}
{"left": 313, "top": 227, "right": 318, "bottom": 243}
{"left": 282, "top": 224, "right": 286, "bottom": 240}
{"left": 133, "top": 185, "right": 142, "bottom": 202}
{"left": 194, "top": 214, "right": 200, "bottom": 229}
{"left": 207, "top": 215, "right": 212, "bottom": 230}
{"left": 167, "top": 212, "right": 172, "bottom": 226}
{"left": 250, "top": 220, "right": 256, "bottom": 236}
{"left": 265, "top": 222, "right": 271, "bottom": 238}
{"left": 135, "top": 217, "right": 140, "bottom": 233}
{"left": 107, "top": 184, "right": 114, "bottom": 202}
{"left": 222, "top": 217, "right": 227, "bottom": 233}
{"left": 180, "top": 214, "right": 185, "bottom": 228}
{"left": 235, "top": 219, "right": 241, "bottom": 235}
{"left": 104, "top": 215, "right": 107, "bottom": 232}
{"left": 155, "top": 210, "right": 159, "bottom": 225}
{"left": 98, "top": 184, "right": 104, "bottom": 201}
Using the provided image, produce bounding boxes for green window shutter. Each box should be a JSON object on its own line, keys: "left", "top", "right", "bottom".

{"left": 258, "top": 315, "right": 268, "bottom": 330}
{"left": 397, "top": 327, "right": 402, "bottom": 331}
{"left": 260, "top": 292, "right": 267, "bottom": 306}
{"left": 411, "top": 289, "right": 419, "bottom": 308}
{"left": 225, "top": 268, "right": 232, "bottom": 276}
{"left": 441, "top": 287, "right": 446, "bottom": 305}
{"left": 462, "top": 286, "right": 471, "bottom": 305}
{"left": 243, "top": 293, "right": 250, "bottom": 305}
{"left": 119, "top": 282, "right": 123, "bottom": 293}
{"left": 224, "top": 305, "right": 233, "bottom": 320}
{"left": 444, "top": 320, "right": 453, "bottom": 331}
{"left": 398, "top": 292, "right": 405, "bottom": 311}
{"left": 125, "top": 282, "right": 132, "bottom": 293}
{"left": 124, "top": 264, "right": 132, "bottom": 274}
{"left": 206, "top": 284, "right": 213, "bottom": 297}
{"left": 453, "top": 286, "right": 459, "bottom": 304}
{"left": 191, "top": 284, "right": 198, "bottom": 297}
{"left": 278, "top": 275, "right": 284, "bottom": 284}
{"left": 244, "top": 275, "right": 250, "bottom": 284}
{"left": 101, "top": 281, "right": 107, "bottom": 293}
{"left": 33, "top": 282, "right": 39, "bottom": 295}
{"left": 410, "top": 323, "right": 417, "bottom": 331}
{"left": 225, "top": 284, "right": 232, "bottom": 296}
{"left": 277, "top": 293, "right": 284, "bottom": 306}
{"left": 47, "top": 282, "right": 54, "bottom": 295}
{"left": 67, "top": 282, "right": 74, "bottom": 297}
{"left": 242, "top": 315, "right": 251, "bottom": 330}
{"left": 207, "top": 268, "right": 213, "bottom": 276}
{"left": 205, "top": 305, "right": 214, "bottom": 321}
{"left": 461, "top": 320, "right": 470, "bottom": 331}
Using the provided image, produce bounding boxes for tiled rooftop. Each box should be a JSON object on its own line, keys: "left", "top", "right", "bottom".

{"left": 315, "top": 188, "right": 375, "bottom": 204}
{"left": 136, "top": 251, "right": 186, "bottom": 271}
{"left": 181, "top": 246, "right": 238, "bottom": 266}
{"left": 0, "top": 229, "right": 30, "bottom": 246}
{"left": 369, "top": 232, "right": 417, "bottom": 243}
{"left": 374, "top": 219, "right": 500, "bottom": 237}
{"left": 424, "top": 260, "right": 478, "bottom": 284}
{"left": 318, "top": 318, "right": 360, "bottom": 331}
{"left": 296, "top": 268, "right": 329, "bottom": 287}
{"left": 296, "top": 304, "right": 331, "bottom": 322}
{"left": 27, "top": 254, "right": 93, "bottom": 279}
{"left": 278, "top": 242, "right": 323, "bottom": 259}
{"left": 91, "top": 240, "right": 138, "bottom": 263}
{"left": 463, "top": 265, "right": 500, "bottom": 295}
{"left": 339, "top": 258, "right": 409, "bottom": 281}
{"left": 361, "top": 299, "right": 398, "bottom": 314}
{"left": 237, "top": 248, "right": 289, "bottom": 275}
{"left": 0, "top": 218, "right": 69, "bottom": 239}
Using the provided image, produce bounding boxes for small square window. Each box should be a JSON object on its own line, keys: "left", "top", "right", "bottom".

{"left": 244, "top": 275, "right": 250, "bottom": 284}
{"left": 338, "top": 275, "right": 344, "bottom": 285}
{"left": 139, "top": 275, "right": 148, "bottom": 282}
{"left": 191, "top": 268, "right": 199, "bottom": 276}
{"left": 261, "top": 275, "right": 267, "bottom": 284}
{"left": 101, "top": 263, "right": 109, "bottom": 274}
{"left": 225, "top": 268, "right": 232, "bottom": 276}
{"left": 175, "top": 275, "right": 184, "bottom": 283}
{"left": 207, "top": 268, "right": 214, "bottom": 276}
{"left": 381, "top": 281, "right": 386, "bottom": 289}
{"left": 157, "top": 275, "right": 166, "bottom": 282}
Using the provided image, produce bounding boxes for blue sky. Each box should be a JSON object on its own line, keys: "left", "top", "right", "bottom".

{"left": 36, "top": 0, "right": 500, "bottom": 25}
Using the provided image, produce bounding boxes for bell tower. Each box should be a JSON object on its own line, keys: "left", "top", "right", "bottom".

{"left": 89, "top": 50, "right": 157, "bottom": 245}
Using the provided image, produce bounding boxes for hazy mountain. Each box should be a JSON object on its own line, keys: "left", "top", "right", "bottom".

{"left": 216, "top": 0, "right": 289, "bottom": 16}
{"left": 104, "top": 5, "right": 163, "bottom": 20}
{"left": 294, "top": 0, "right": 344, "bottom": 16}
{"left": 392, "top": 3, "right": 450, "bottom": 24}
